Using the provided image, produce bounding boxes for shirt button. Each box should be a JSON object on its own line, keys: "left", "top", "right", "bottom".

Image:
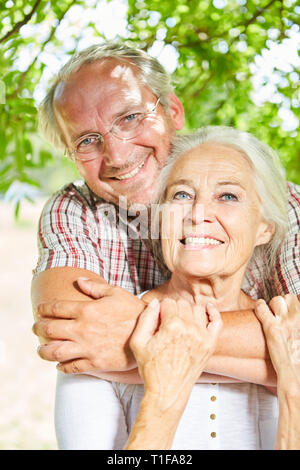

{"left": 211, "top": 432, "right": 217, "bottom": 438}
{"left": 210, "top": 395, "right": 217, "bottom": 401}
{"left": 210, "top": 414, "right": 216, "bottom": 420}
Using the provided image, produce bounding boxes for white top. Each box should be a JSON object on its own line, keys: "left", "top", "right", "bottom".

{"left": 112, "top": 381, "right": 278, "bottom": 450}
{"left": 55, "top": 372, "right": 278, "bottom": 450}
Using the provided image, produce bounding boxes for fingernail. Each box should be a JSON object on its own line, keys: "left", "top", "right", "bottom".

{"left": 77, "top": 277, "right": 89, "bottom": 281}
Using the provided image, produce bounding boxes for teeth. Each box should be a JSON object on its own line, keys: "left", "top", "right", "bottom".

{"left": 115, "top": 161, "right": 145, "bottom": 180}
{"left": 183, "top": 237, "right": 222, "bottom": 246}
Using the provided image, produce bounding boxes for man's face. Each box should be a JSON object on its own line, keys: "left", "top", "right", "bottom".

{"left": 53, "top": 59, "right": 184, "bottom": 206}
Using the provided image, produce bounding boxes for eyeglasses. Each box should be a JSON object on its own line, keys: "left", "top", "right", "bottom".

{"left": 68, "top": 97, "right": 161, "bottom": 161}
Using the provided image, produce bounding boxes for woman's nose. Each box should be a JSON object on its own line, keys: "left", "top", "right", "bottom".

{"left": 191, "top": 202, "right": 204, "bottom": 225}
{"left": 188, "top": 200, "right": 215, "bottom": 225}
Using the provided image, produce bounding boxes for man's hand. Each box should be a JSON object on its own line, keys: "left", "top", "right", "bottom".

{"left": 32, "top": 278, "right": 145, "bottom": 373}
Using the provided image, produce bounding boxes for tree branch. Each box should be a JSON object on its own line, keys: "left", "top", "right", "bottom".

{"left": 177, "top": 0, "right": 279, "bottom": 49}
{"left": 0, "top": 0, "right": 43, "bottom": 44}
{"left": 7, "top": 0, "right": 78, "bottom": 100}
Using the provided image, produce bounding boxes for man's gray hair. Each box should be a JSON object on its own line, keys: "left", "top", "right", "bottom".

{"left": 38, "top": 42, "right": 174, "bottom": 151}
{"left": 151, "top": 126, "right": 289, "bottom": 290}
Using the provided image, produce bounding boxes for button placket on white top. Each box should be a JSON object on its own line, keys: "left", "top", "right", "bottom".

{"left": 207, "top": 383, "right": 220, "bottom": 449}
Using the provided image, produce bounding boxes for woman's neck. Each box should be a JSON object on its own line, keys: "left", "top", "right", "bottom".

{"left": 160, "top": 271, "right": 254, "bottom": 312}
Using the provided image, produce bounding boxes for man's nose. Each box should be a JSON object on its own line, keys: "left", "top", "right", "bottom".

{"left": 101, "top": 133, "right": 134, "bottom": 167}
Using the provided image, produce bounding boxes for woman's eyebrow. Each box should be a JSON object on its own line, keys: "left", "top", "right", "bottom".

{"left": 216, "top": 181, "right": 246, "bottom": 190}
{"left": 167, "top": 179, "right": 194, "bottom": 188}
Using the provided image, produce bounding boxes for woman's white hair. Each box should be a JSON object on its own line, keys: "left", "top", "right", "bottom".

{"left": 38, "top": 42, "right": 174, "bottom": 151}
{"left": 151, "top": 126, "right": 289, "bottom": 286}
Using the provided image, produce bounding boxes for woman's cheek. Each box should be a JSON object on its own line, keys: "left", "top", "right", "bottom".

{"left": 161, "top": 239, "right": 178, "bottom": 272}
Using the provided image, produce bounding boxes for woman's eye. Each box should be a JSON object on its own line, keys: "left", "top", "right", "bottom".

{"left": 219, "top": 192, "right": 238, "bottom": 201}
{"left": 173, "top": 191, "right": 192, "bottom": 200}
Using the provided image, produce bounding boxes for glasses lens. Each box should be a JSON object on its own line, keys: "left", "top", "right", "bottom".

{"left": 112, "top": 113, "right": 145, "bottom": 140}
{"left": 76, "top": 134, "right": 101, "bottom": 155}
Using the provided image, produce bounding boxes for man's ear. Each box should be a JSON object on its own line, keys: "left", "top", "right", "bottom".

{"left": 255, "top": 221, "right": 275, "bottom": 247}
{"left": 168, "top": 93, "right": 185, "bottom": 130}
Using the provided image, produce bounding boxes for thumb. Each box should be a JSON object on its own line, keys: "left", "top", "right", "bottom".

{"left": 77, "top": 277, "right": 110, "bottom": 299}
{"left": 131, "top": 299, "right": 160, "bottom": 349}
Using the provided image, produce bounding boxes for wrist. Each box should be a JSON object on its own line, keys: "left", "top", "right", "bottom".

{"left": 277, "top": 374, "right": 300, "bottom": 402}
{"left": 125, "top": 393, "right": 183, "bottom": 450}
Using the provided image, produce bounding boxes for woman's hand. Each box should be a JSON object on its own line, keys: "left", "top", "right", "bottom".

{"left": 129, "top": 297, "right": 222, "bottom": 414}
{"left": 255, "top": 294, "right": 300, "bottom": 450}
{"left": 254, "top": 294, "right": 300, "bottom": 387}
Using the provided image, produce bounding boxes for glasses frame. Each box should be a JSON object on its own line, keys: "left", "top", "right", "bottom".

{"left": 68, "top": 97, "right": 161, "bottom": 161}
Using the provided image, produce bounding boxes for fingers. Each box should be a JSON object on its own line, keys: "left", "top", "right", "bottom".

{"left": 254, "top": 299, "right": 272, "bottom": 324}
{"left": 38, "top": 340, "right": 85, "bottom": 363}
{"left": 76, "top": 277, "right": 110, "bottom": 299}
{"left": 33, "top": 318, "right": 75, "bottom": 340}
{"left": 159, "top": 298, "right": 194, "bottom": 324}
{"left": 159, "top": 298, "right": 177, "bottom": 324}
{"left": 206, "top": 303, "right": 222, "bottom": 335}
{"left": 130, "top": 299, "right": 160, "bottom": 352}
{"left": 269, "top": 296, "right": 288, "bottom": 317}
{"left": 37, "top": 300, "right": 82, "bottom": 319}
{"left": 57, "top": 359, "right": 95, "bottom": 375}
{"left": 192, "top": 304, "right": 207, "bottom": 328}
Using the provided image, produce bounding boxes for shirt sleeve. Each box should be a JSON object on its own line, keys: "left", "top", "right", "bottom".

{"left": 243, "top": 181, "right": 300, "bottom": 300}
{"left": 276, "top": 182, "right": 300, "bottom": 295}
{"left": 32, "top": 184, "right": 104, "bottom": 277}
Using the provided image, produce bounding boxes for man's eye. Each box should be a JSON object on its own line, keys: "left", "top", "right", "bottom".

{"left": 77, "top": 135, "right": 99, "bottom": 150}
{"left": 124, "top": 113, "right": 139, "bottom": 122}
{"left": 219, "top": 192, "right": 238, "bottom": 201}
{"left": 173, "top": 191, "right": 192, "bottom": 200}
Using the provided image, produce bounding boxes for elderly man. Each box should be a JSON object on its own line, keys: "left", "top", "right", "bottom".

{"left": 32, "top": 43, "right": 299, "bottom": 392}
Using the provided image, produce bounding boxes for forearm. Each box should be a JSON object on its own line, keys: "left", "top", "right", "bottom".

{"left": 125, "top": 392, "right": 186, "bottom": 450}
{"left": 215, "top": 309, "right": 269, "bottom": 360}
{"left": 205, "top": 355, "right": 277, "bottom": 386}
{"left": 275, "top": 379, "right": 300, "bottom": 450}
{"left": 85, "top": 369, "right": 243, "bottom": 384}
{"left": 31, "top": 267, "right": 106, "bottom": 316}
{"left": 202, "top": 308, "right": 276, "bottom": 386}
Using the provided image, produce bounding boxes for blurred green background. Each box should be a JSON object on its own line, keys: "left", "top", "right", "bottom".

{"left": 0, "top": 0, "right": 299, "bottom": 215}
{"left": 0, "top": 0, "right": 299, "bottom": 450}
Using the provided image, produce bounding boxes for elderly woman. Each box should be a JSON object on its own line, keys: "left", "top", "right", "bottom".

{"left": 55, "top": 126, "right": 291, "bottom": 450}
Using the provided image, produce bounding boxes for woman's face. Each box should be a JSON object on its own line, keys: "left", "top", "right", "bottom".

{"left": 161, "top": 142, "right": 273, "bottom": 279}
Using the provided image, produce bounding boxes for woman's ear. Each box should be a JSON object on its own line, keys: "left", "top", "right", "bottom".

{"left": 255, "top": 221, "right": 275, "bottom": 247}
{"left": 168, "top": 93, "right": 185, "bottom": 130}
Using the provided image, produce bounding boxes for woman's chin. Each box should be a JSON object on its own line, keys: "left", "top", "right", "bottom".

{"left": 176, "top": 262, "right": 220, "bottom": 279}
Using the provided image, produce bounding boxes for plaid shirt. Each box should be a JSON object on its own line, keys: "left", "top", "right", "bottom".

{"left": 33, "top": 180, "right": 300, "bottom": 300}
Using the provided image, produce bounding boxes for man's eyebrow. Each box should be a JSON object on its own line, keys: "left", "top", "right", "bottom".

{"left": 70, "top": 130, "right": 95, "bottom": 142}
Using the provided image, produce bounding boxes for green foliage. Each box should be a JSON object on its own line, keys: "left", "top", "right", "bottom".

{"left": 0, "top": 0, "right": 299, "bottom": 208}
{"left": 126, "top": 0, "right": 300, "bottom": 183}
